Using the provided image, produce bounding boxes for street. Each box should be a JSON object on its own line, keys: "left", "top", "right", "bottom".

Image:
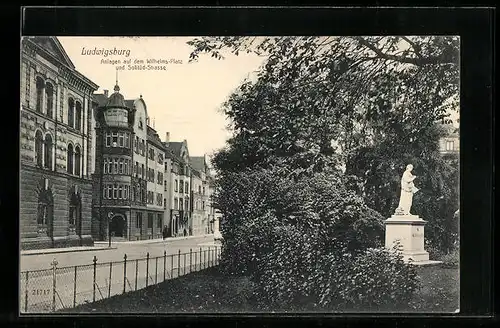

{"left": 19, "top": 235, "right": 221, "bottom": 313}
{"left": 20, "top": 235, "right": 217, "bottom": 271}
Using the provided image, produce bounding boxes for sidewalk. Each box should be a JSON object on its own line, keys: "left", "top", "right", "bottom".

{"left": 94, "top": 233, "right": 214, "bottom": 245}
{"left": 21, "top": 245, "right": 117, "bottom": 257}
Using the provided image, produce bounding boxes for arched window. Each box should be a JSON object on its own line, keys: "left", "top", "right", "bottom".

{"left": 37, "top": 187, "right": 53, "bottom": 237}
{"left": 44, "top": 134, "right": 53, "bottom": 169}
{"left": 74, "top": 146, "right": 81, "bottom": 176}
{"left": 45, "top": 83, "right": 54, "bottom": 118}
{"left": 67, "top": 143, "right": 74, "bottom": 174}
{"left": 68, "top": 98, "right": 75, "bottom": 128}
{"left": 36, "top": 77, "right": 44, "bottom": 113}
{"left": 35, "top": 130, "right": 43, "bottom": 167}
{"left": 75, "top": 102, "right": 82, "bottom": 131}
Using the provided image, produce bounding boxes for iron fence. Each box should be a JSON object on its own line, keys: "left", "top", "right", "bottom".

{"left": 20, "top": 246, "right": 221, "bottom": 313}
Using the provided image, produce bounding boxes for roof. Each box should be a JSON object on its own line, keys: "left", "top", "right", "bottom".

{"left": 189, "top": 156, "right": 206, "bottom": 172}
{"left": 147, "top": 126, "right": 166, "bottom": 150}
{"left": 125, "top": 99, "right": 135, "bottom": 109}
{"left": 93, "top": 93, "right": 108, "bottom": 107}
{"left": 167, "top": 142, "right": 184, "bottom": 157}
{"left": 24, "top": 37, "right": 98, "bottom": 90}
{"left": 105, "top": 85, "right": 126, "bottom": 107}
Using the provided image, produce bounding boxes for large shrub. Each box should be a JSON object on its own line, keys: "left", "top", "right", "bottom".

{"left": 214, "top": 167, "right": 421, "bottom": 310}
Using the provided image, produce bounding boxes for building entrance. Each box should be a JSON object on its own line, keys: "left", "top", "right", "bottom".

{"left": 110, "top": 215, "right": 126, "bottom": 238}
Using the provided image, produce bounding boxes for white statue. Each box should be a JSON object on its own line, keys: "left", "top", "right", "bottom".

{"left": 395, "top": 164, "right": 419, "bottom": 215}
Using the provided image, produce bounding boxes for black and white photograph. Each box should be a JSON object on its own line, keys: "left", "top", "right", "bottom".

{"left": 19, "top": 35, "right": 460, "bottom": 315}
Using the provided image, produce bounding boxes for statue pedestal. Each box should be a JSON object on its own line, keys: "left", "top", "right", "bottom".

{"left": 385, "top": 214, "right": 430, "bottom": 263}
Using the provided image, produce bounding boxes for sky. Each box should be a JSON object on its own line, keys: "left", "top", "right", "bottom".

{"left": 58, "top": 36, "right": 266, "bottom": 158}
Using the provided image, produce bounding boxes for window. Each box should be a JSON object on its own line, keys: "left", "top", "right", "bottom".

{"left": 174, "top": 180, "right": 178, "bottom": 192}
{"left": 158, "top": 153, "right": 163, "bottom": 164}
{"left": 118, "top": 185, "right": 123, "bottom": 199}
{"left": 35, "top": 131, "right": 43, "bottom": 167}
{"left": 203, "top": 187, "right": 205, "bottom": 195}
{"left": 202, "top": 201, "right": 205, "bottom": 210}
{"left": 124, "top": 160, "right": 129, "bottom": 176}
{"left": 37, "top": 188, "right": 53, "bottom": 237}
{"left": 125, "top": 133, "right": 130, "bottom": 148}
{"left": 148, "top": 214, "right": 153, "bottom": 228}
{"left": 112, "top": 133, "right": 118, "bottom": 147}
{"left": 179, "top": 181, "right": 184, "bottom": 194}
{"left": 136, "top": 213, "right": 142, "bottom": 229}
{"left": 157, "top": 214, "right": 162, "bottom": 228}
{"left": 164, "top": 181, "right": 167, "bottom": 191}
{"left": 134, "top": 136, "right": 139, "bottom": 153}
{"left": 106, "top": 184, "right": 112, "bottom": 199}
{"left": 185, "top": 198, "right": 189, "bottom": 211}
{"left": 446, "top": 140, "right": 455, "bottom": 151}
{"left": 44, "top": 134, "right": 53, "bottom": 169}
{"left": 113, "top": 183, "right": 118, "bottom": 199}
{"left": 198, "top": 186, "right": 201, "bottom": 194}
{"left": 75, "top": 102, "right": 82, "bottom": 131}
{"left": 45, "top": 83, "right": 53, "bottom": 118}
{"left": 174, "top": 198, "right": 178, "bottom": 210}
{"left": 119, "top": 159, "right": 124, "bottom": 174}
{"left": 36, "top": 77, "right": 44, "bottom": 113}
{"left": 185, "top": 182, "right": 189, "bottom": 194}
{"left": 114, "top": 159, "right": 118, "bottom": 174}
{"left": 68, "top": 98, "right": 75, "bottom": 128}
{"left": 69, "top": 192, "right": 81, "bottom": 231}
{"left": 141, "top": 164, "right": 145, "bottom": 179}
{"left": 74, "top": 146, "right": 81, "bottom": 176}
{"left": 132, "top": 185, "right": 136, "bottom": 202}
{"left": 124, "top": 185, "right": 129, "bottom": 200}
{"left": 141, "top": 140, "right": 145, "bottom": 156}
{"left": 179, "top": 198, "right": 184, "bottom": 211}
{"left": 118, "top": 132, "right": 124, "bottom": 147}
{"left": 106, "top": 133, "right": 111, "bottom": 147}
{"left": 139, "top": 119, "right": 143, "bottom": 129}
{"left": 163, "top": 198, "right": 167, "bottom": 210}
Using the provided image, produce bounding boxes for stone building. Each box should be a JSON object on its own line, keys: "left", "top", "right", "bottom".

{"left": 189, "top": 167, "right": 205, "bottom": 236}
{"left": 190, "top": 156, "right": 213, "bottom": 234}
{"left": 20, "top": 36, "right": 98, "bottom": 249}
{"left": 91, "top": 86, "right": 166, "bottom": 241}
{"left": 163, "top": 139, "right": 191, "bottom": 237}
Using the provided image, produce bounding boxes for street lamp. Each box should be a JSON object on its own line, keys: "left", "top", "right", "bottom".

{"left": 108, "top": 211, "right": 114, "bottom": 247}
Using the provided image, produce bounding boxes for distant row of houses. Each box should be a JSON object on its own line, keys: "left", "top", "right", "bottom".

{"left": 20, "top": 36, "right": 220, "bottom": 250}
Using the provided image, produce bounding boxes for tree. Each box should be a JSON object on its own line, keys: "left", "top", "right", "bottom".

{"left": 188, "top": 36, "right": 459, "bottom": 176}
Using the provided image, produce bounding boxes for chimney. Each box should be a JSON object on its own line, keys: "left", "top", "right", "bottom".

{"left": 165, "top": 132, "right": 170, "bottom": 143}
{"left": 103, "top": 89, "right": 109, "bottom": 97}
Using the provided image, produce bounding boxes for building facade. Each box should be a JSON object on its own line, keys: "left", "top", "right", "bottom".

{"left": 92, "top": 86, "right": 166, "bottom": 241}
{"left": 164, "top": 140, "right": 192, "bottom": 237}
{"left": 20, "top": 37, "right": 98, "bottom": 249}
{"left": 190, "top": 156, "right": 213, "bottom": 234}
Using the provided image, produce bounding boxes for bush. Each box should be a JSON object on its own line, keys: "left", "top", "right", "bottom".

{"left": 439, "top": 248, "right": 459, "bottom": 268}
{"left": 252, "top": 230, "right": 421, "bottom": 311}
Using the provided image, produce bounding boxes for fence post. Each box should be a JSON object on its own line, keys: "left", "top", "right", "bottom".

{"left": 24, "top": 271, "right": 29, "bottom": 312}
{"left": 92, "top": 256, "right": 97, "bottom": 303}
{"left": 108, "top": 262, "right": 112, "bottom": 298}
{"left": 146, "top": 252, "right": 150, "bottom": 287}
{"left": 194, "top": 249, "right": 198, "bottom": 272}
{"left": 189, "top": 249, "right": 193, "bottom": 274}
{"left": 73, "top": 266, "right": 77, "bottom": 308}
{"left": 177, "top": 249, "right": 181, "bottom": 277}
{"left": 135, "top": 259, "right": 139, "bottom": 291}
{"left": 199, "top": 247, "right": 202, "bottom": 271}
{"left": 183, "top": 252, "right": 187, "bottom": 275}
{"left": 212, "top": 247, "right": 215, "bottom": 267}
{"left": 163, "top": 251, "right": 166, "bottom": 281}
{"left": 204, "top": 248, "right": 207, "bottom": 269}
{"left": 123, "top": 254, "right": 127, "bottom": 294}
{"left": 170, "top": 253, "right": 174, "bottom": 278}
{"left": 155, "top": 256, "right": 158, "bottom": 284}
{"left": 208, "top": 247, "right": 211, "bottom": 267}
{"left": 51, "top": 258, "right": 58, "bottom": 312}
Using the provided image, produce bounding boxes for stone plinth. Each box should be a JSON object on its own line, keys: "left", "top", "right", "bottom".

{"left": 385, "top": 214, "right": 429, "bottom": 263}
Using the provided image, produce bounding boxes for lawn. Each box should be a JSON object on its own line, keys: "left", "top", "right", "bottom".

{"left": 61, "top": 264, "right": 459, "bottom": 314}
